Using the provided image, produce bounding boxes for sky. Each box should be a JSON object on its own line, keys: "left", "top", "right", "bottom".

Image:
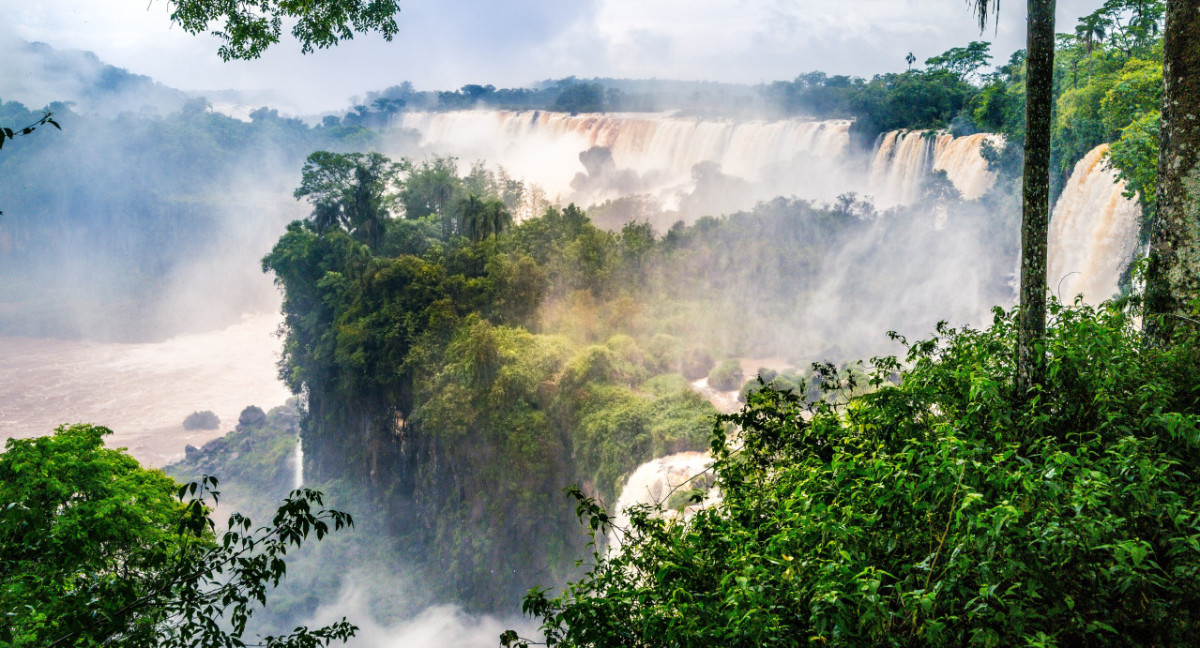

{"left": 6, "top": 0, "right": 1104, "bottom": 115}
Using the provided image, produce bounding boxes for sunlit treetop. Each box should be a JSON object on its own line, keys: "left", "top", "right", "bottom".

{"left": 168, "top": 0, "right": 401, "bottom": 61}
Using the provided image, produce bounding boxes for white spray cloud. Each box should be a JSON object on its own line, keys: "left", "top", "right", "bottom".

{"left": 7, "top": 0, "right": 1107, "bottom": 114}
{"left": 306, "top": 584, "right": 536, "bottom": 648}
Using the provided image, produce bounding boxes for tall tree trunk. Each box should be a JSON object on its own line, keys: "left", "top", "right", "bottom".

{"left": 1017, "top": 0, "right": 1056, "bottom": 395}
{"left": 1145, "top": 0, "right": 1200, "bottom": 344}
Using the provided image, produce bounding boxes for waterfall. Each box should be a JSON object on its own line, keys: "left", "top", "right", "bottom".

{"left": 933, "top": 132, "right": 1001, "bottom": 200}
{"left": 292, "top": 435, "right": 304, "bottom": 490}
{"left": 868, "top": 130, "right": 1000, "bottom": 207}
{"left": 1046, "top": 143, "right": 1142, "bottom": 304}
{"left": 397, "top": 110, "right": 853, "bottom": 212}
{"left": 607, "top": 451, "right": 718, "bottom": 549}
{"left": 869, "top": 131, "right": 935, "bottom": 206}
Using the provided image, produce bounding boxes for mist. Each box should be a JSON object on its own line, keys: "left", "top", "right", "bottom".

{"left": 304, "top": 584, "right": 532, "bottom": 648}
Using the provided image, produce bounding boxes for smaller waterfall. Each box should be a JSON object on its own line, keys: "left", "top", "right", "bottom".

{"left": 607, "top": 452, "right": 718, "bottom": 549}
{"left": 933, "top": 132, "right": 1001, "bottom": 200}
{"left": 1046, "top": 143, "right": 1142, "bottom": 304}
{"left": 869, "top": 130, "right": 1001, "bottom": 207}
{"left": 292, "top": 436, "right": 304, "bottom": 490}
{"left": 870, "top": 131, "right": 935, "bottom": 206}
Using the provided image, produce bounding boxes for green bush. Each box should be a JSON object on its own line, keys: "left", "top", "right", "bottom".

{"left": 182, "top": 410, "right": 219, "bottom": 430}
{"left": 237, "top": 405, "right": 268, "bottom": 429}
{"left": 680, "top": 349, "right": 713, "bottom": 380}
{"left": 706, "top": 359, "right": 743, "bottom": 391}
{"left": 516, "top": 302, "right": 1200, "bottom": 647}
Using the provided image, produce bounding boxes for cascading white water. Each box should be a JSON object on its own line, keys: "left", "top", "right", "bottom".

{"left": 869, "top": 131, "right": 935, "bottom": 206}
{"left": 608, "top": 451, "right": 718, "bottom": 549}
{"left": 397, "top": 110, "right": 853, "bottom": 212}
{"left": 1046, "top": 143, "right": 1142, "bottom": 304}
{"left": 868, "top": 130, "right": 1001, "bottom": 207}
{"left": 933, "top": 133, "right": 1002, "bottom": 200}
{"left": 293, "top": 436, "right": 304, "bottom": 490}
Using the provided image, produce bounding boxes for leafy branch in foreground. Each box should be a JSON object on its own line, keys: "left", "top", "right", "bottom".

{"left": 0, "top": 424, "right": 356, "bottom": 648}
{"left": 167, "top": 0, "right": 402, "bottom": 60}
{"left": 0, "top": 111, "right": 59, "bottom": 152}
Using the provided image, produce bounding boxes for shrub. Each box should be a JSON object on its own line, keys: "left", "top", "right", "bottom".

{"left": 237, "top": 405, "right": 267, "bottom": 429}
{"left": 680, "top": 348, "right": 713, "bottom": 380}
{"left": 182, "top": 410, "right": 219, "bottom": 430}
{"left": 706, "top": 359, "right": 743, "bottom": 391}
{"left": 514, "top": 302, "right": 1200, "bottom": 648}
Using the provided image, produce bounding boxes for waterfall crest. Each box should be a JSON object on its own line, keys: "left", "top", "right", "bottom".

{"left": 1046, "top": 143, "right": 1142, "bottom": 304}
{"left": 397, "top": 111, "right": 853, "bottom": 212}
{"left": 868, "top": 130, "right": 1001, "bottom": 206}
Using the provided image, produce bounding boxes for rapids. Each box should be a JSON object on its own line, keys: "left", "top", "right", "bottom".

{"left": 0, "top": 311, "right": 290, "bottom": 466}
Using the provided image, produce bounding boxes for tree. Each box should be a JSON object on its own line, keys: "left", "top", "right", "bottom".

{"left": 924, "top": 40, "right": 993, "bottom": 81}
{"left": 967, "top": 0, "right": 1054, "bottom": 395}
{"left": 399, "top": 156, "right": 463, "bottom": 238}
{"left": 0, "top": 424, "right": 355, "bottom": 647}
{"left": 1076, "top": 9, "right": 1112, "bottom": 54}
{"left": 1145, "top": 0, "right": 1200, "bottom": 344}
{"left": 294, "top": 151, "right": 403, "bottom": 250}
{"left": 553, "top": 83, "right": 606, "bottom": 115}
{"left": 167, "top": 0, "right": 401, "bottom": 61}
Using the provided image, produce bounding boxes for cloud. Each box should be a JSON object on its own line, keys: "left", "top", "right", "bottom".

{"left": 5, "top": 0, "right": 1106, "bottom": 114}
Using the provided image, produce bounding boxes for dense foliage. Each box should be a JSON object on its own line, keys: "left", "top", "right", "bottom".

{"left": 263, "top": 182, "right": 718, "bottom": 609}
{"left": 0, "top": 424, "right": 355, "bottom": 648}
{"left": 513, "top": 300, "right": 1200, "bottom": 647}
{"left": 168, "top": 0, "right": 400, "bottom": 61}
{"left": 970, "top": 1, "right": 1165, "bottom": 210}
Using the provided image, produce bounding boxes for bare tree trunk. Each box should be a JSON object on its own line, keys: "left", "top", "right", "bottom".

{"left": 1145, "top": 0, "right": 1200, "bottom": 344}
{"left": 1017, "top": 0, "right": 1056, "bottom": 395}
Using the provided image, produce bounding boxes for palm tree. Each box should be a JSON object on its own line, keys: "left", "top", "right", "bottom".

{"left": 485, "top": 198, "right": 513, "bottom": 240}
{"left": 1076, "top": 11, "right": 1109, "bottom": 55}
{"left": 456, "top": 194, "right": 486, "bottom": 241}
{"left": 968, "top": 0, "right": 1055, "bottom": 397}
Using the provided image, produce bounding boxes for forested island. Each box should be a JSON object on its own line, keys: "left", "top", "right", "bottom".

{"left": 2, "top": 0, "right": 1199, "bottom": 646}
